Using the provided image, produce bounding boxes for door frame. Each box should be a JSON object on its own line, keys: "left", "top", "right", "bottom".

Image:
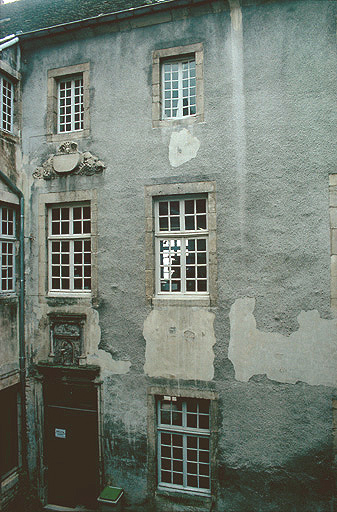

{"left": 34, "top": 365, "right": 103, "bottom": 507}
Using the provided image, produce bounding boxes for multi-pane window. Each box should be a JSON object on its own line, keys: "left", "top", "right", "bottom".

{"left": 155, "top": 196, "right": 208, "bottom": 294}
{"left": 162, "top": 59, "right": 196, "bottom": 119}
{"left": 48, "top": 204, "right": 91, "bottom": 292}
{"left": 0, "top": 205, "right": 16, "bottom": 292}
{"left": 58, "top": 76, "right": 84, "bottom": 133}
{"left": 0, "top": 75, "right": 13, "bottom": 133}
{"left": 157, "top": 397, "right": 210, "bottom": 494}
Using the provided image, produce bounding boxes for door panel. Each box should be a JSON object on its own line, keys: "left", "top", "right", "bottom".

{"left": 45, "top": 395, "right": 99, "bottom": 507}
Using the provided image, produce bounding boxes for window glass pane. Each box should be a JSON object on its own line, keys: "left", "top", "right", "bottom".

{"left": 197, "top": 239, "right": 206, "bottom": 251}
{"left": 197, "top": 215, "right": 206, "bottom": 230}
{"left": 199, "top": 477, "right": 210, "bottom": 489}
{"left": 170, "top": 201, "right": 179, "bottom": 215}
{"left": 159, "top": 217, "right": 168, "bottom": 231}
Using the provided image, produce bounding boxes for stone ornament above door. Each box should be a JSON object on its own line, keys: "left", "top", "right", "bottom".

{"left": 33, "top": 141, "right": 105, "bottom": 179}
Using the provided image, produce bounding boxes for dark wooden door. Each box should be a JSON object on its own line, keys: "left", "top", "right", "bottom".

{"left": 44, "top": 384, "right": 99, "bottom": 508}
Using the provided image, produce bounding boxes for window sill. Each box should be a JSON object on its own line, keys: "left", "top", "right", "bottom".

{"left": 47, "top": 292, "right": 91, "bottom": 298}
{"left": 0, "top": 129, "right": 19, "bottom": 144}
{"left": 155, "top": 487, "right": 213, "bottom": 512}
{"left": 153, "top": 114, "right": 204, "bottom": 129}
{"left": 46, "top": 293, "right": 92, "bottom": 306}
{"left": 152, "top": 296, "right": 210, "bottom": 308}
{"left": 46, "top": 129, "right": 90, "bottom": 143}
{"left": 0, "top": 294, "right": 18, "bottom": 303}
{"left": 1, "top": 467, "right": 19, "bottom": 485}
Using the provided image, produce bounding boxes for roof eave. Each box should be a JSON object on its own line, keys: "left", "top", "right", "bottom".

{"left": 16, "top": 0, "right": 203, "bottom": 41}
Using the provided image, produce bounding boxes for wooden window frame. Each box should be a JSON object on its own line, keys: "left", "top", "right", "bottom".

{"left": 152, "top": 43, "right": 204, "bottom": 128}
{"left": 47, "top": 63, "right": 90, "bottom": 142}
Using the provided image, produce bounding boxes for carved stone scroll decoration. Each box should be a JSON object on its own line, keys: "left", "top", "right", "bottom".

{"left": 33, "top": 141, "right": 105, "bottom": 179}
{"left": 48, "top": 313, "right": 86, "bottom": 367}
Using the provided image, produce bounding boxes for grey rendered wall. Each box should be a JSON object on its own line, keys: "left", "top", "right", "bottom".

{"left": 21, "top": 1, "right": 336, "bottom": 511}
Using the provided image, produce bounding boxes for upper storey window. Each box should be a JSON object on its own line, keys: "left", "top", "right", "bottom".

{"left": 47, "top": 63, "right": 90, "bottom": 142}
{"left": 0, "top": 75, "right": 13, "bottom": 133}
{"left": 155, "top": 196, "right": 208, "bottom": 295}
{"left": 152, "top": 43, "right": 203, "bottom": 127}
{"left": 48, "top": 204, "right": 91, "bottom": 293}
{"left": 162, "top": 59, "right": 196, "bottom": 119}
{"left": 58, "top": 76, "right": 84, "bottom": 133}
{"left": 0, "top": 205, "right": 16, "bottom": 293}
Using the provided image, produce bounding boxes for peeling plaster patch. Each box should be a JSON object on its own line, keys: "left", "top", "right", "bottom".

{"left": 143, "top": 307, "right": 215, "bottom": 380}
{"left": 169, "top": 129, "right": 200, "bottom": 168}
{"left": 87, "top": 350, "right": 131, "bottom": 377}
{"left": 228, "top": 297, "right": 337, "bottom": 386}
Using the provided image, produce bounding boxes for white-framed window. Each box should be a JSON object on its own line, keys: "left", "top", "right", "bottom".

{"left": 0, "top": 205, "right": 16, "bottom": 293}
{"left": 48, "top": 204, "right": 91, "bottom": 293}
{"left": 157, "top": 396, "right": 211, "bottom": 495}
{"left": 0, "top": 75, "right": 13, "bottom": 133}
{"left": 58, "top": 75, "right": 84, "bottom": 133}
{"left": 155, "top": 196, "right": 208, "bottom": 295}
{"left": 162, "top": 58, "right": 196, "bottom": 119}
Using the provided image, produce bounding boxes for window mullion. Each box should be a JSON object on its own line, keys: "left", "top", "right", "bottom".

{"left": 0, "top": 77, "right": 2, "bottom": 129}
{"left": 69, "top": 207, "right": 74, "bottom": 290}
{"left": 57, "top": 81, "right": 61, "bottom": 133}
{"left": 69, "top": 240, "right": 74, "bottom": 291}
{"left": 48, "top": 239, "right": 52, "bottom": 292}
{"left": 71, "top": 80, "right": 75, "bottom": 132}
{"left": 178, "top": 62, "right": 183, "bottom": 118}
{"left": 183, "top": 433, "right": 187, "bottom": 488}
{"left": 0, "top": 240, "right": 2, "bottom": 292}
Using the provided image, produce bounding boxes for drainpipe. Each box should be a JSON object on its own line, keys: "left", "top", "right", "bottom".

{"left": 0, "top": 36, "right": 19, "bottom": 52}
{"left": 0, "top": 170, "right": 27, "bottom": 479}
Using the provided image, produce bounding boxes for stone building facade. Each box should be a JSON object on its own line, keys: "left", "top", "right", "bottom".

{"left": 0, "top": 0, "right": 336, "bottom": 511}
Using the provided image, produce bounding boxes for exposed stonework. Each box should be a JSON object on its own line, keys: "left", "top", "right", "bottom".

{"left": 143, "top": 306, "right": 215, "bottom": 380}
{"left": 229, "top": 297, "right": 337, "bottom": 386}
{"left": 33, "top": 141, "right": 105, "bottom": 179}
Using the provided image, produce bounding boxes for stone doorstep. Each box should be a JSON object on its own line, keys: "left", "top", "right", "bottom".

{"left": 44, "top": 505, "right": 97, "bottom": 512}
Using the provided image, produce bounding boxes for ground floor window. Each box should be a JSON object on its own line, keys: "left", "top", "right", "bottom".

{"left": 0, "top": 386, "right": 19, "bottom": 478}
{"left": 157, "top": 396, "right": 211, "bottom": 494}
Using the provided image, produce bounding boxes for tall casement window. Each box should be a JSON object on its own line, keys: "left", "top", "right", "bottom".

{"left": 152, "top": 44, "right": 203, "bottom": 127}
{"left": 48, "top": 204, "right": 91, "bottom": 293}
{"left": 0, "top": 75, "right": 13, "bottom": 133}
{"left": 58, "top": 76, "right": 84, "bottom": 133}
{"left": 0, "top": 386, "right": 19, "bottom": 478}
{"left": 162, "top": 58, "right": 196, "bottom": 119}
{"left": 155, "top": 196, "right": 208, "bottom": 295}
{"left": 157, "top": 396, "right": 211, "bottom": 494}
{"left": 0, "top": 205, "right": 16, "bottom": 293}
{"left": 47, "top": 63, "right": 90, "bottom": 141}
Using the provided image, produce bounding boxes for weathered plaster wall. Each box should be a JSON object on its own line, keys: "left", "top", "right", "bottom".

{"left": 21, "top": 1, "right": 337, "bottom": 511}
{"left": 229, "top": 297, "right": 337, "bottom": 386}
{"left": 0, "top": 300, "right": 18, "bottom": 383}
{"left": 144, "top": 306, "right": 215, "bottom": 380}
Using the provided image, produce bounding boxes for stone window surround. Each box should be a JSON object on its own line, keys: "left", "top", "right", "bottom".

{"left": 152, "top": 43, "right": 204, "bottom": 128}
{"left": 0, "top": 194, "right": 19, "bottom": 298}
{"left": 0, "top": 60, "right": 21, "bottom": 142}
{"left": 38, "top": 189, "right": 98, "bottom": 303}
{"left": 47, "top": 63, "right": 90, "bottom": 143}
{"left": 147, "top": 386, "right": 217, "bottom": 512}
{"left": 329, "top": 174, "right": 337, "bottom": 309}
{"left": 145, "top": 181, "right": 216, "bottom": 307}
